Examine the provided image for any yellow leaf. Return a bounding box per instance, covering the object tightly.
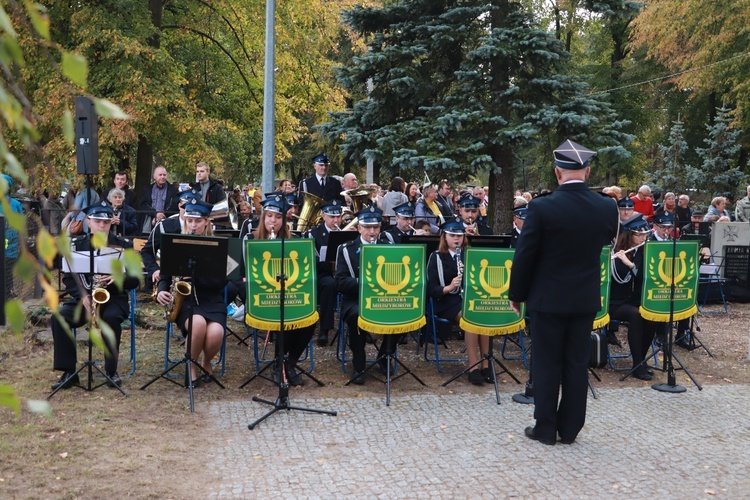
[62,110,74,146]
[37,230,58,268]
[42,279,59,310]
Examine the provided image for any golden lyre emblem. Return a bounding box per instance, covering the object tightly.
[262,250,300,291]
[477,259,512,298]
[375,255,411,295]
[655,250,688,287]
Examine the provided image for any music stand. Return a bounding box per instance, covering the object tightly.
[401,234,440,256]
[327,230,359,262]
[139,234,228,413]
[48,240,128,399]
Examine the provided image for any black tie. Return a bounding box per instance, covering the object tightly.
[321,177,326,188]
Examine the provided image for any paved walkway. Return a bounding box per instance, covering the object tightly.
[207,384,750,498]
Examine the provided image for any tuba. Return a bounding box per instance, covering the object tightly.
[165,277,192,323]
[210,198,239,230]
[341,186,376,231]
[296,191,326,232]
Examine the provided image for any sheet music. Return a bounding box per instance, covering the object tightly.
[62,248,124,274]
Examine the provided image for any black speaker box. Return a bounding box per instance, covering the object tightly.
[75,96,98,175]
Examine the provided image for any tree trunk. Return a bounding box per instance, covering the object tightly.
[489,145,514,234]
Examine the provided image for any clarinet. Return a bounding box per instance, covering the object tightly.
[454,243,463,294]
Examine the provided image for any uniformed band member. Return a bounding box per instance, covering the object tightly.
[51,202,139,390]
[508,206,527,248]
[284,192,300,231]
[335,206,395,384]
[155,198,227,388]
[141,189,198,283]
[650,211,674,241]
[618,197,636,222]
[305,199,344,346]
[509,139,618,446]
[246,194,316,386]
[299,153,344,204]
[381,201,427,243]
[457,195,492,235]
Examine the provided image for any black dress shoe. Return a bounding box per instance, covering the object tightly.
[674,337,692,350]
[351,372,365,385]
[184,371,201,388]
[481,367,494,383]
[271,368,282,385]
[632,365,652,381]
[317,333,329,347]
[51,372,80,390]
[286,366,304,386]
[468,370,484,385]
[524,426,556,446]
[559,436,575,445]
[106,372,122,388]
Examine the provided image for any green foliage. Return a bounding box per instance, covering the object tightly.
[694,105,747,198]
[645,118,693,193]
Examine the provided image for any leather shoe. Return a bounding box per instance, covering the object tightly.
[271,368,282,385]
[106,372,122,388]
[351,372,365,385]
[632,365,652,381]
[317,332,329,347]
[286,366,304,386]
[51,372,79,390]
[481,367,494,383]
[524,426,556,446]
[468,370,484,386]
[674,337,692,350]
[559,437,575,445]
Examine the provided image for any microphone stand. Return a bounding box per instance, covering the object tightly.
[248,205,337,430]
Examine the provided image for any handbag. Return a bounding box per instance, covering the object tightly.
[589,330,608,369]
[67,211,84,235]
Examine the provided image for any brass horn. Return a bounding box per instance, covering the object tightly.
[210,198,239,230]
[296,191,326,232]
[341,186,376,231]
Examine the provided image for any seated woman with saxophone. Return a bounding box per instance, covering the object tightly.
[426,217,488,385]
[51,202,139,390]
[155,198,226,387]
[246,193,315,386]
[610,214,658,381]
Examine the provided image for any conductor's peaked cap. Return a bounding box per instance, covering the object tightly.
[553,140,596,169]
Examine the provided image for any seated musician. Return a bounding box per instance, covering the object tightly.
[155,199,226,388]
[304,199,344,346]
[618,197,636,223]
[335,206,396,384]
[507,206,526,248]
[245,194,315,386]
[610,214,657,381]
[457,194,492,235]
[51,202,139,390]
[141,189,198,284]
[381,201,428,244]
[285,192,300,231]
[650,212,674,241]
[426,217,489,385]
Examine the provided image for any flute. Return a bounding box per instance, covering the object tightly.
[611,241,645,259]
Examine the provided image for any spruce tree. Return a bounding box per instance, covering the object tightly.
[322,0,632,231]
[695,104,746,199]
[646,118,693,194]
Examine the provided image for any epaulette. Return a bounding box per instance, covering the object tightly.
[533,191,552,199]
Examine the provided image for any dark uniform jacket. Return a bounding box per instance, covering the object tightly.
[334,235,391,317]
[141,214,182,278]
[382,226,412,244]
[508,183,618,314]
[305,223,337,277]
[299,175,344,203]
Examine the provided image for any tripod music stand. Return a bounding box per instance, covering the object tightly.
[140,234,228,412]
[619,238,703,392]
[247,200,336,430]
[48,233,128,399]
[442,335,521,404]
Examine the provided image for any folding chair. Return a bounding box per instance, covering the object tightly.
[500,327,530,370]
[605,319,659,371]
[423,297,467,373]
[698,261,728,314]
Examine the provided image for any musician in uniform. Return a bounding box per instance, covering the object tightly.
[335,206,395,384]
[155,198,226,387]
[243,194,316,386]
[618,197,636,222]
[304,200,344,346]
[508,140,618,446]
[426,218,489,384]
[507,206,526,248]
[457,195,493,235]
[610,214,657,380]
[51,202,139,390]
[141,189,198,284]
[650,211,674,241]
[299,153,344,204]
[381,201,427,243]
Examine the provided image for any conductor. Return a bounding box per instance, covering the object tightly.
[508,140,618,446]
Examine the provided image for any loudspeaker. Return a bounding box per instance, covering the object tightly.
[75,96,98,175]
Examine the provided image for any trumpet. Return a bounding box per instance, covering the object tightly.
[269,227,277,240]
[165,277,191,322]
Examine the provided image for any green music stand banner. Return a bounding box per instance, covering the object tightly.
[639,241,699,322]
[359,244,426,334]
[459,248,525,336]
[244,239,319,330]
[594,246,612,330]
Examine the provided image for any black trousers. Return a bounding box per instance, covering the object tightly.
[610,304,657,367]
[51,300,127,374]
[274,324,315,366]
[317,275,337,332]
[529,310,593,443]
[343,305,400,373]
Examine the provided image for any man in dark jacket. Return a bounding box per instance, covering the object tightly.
[138,165,180,234]
[102,170,137,208]
[299,153,344,204]
[192,161,226,205]
[509,140,618,446]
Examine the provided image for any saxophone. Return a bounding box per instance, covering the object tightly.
[165,277,191,322]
